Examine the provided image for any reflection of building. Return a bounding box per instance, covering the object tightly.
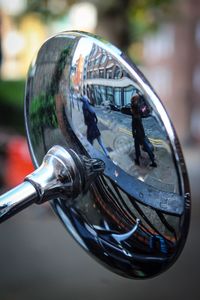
[72,54,84,90]
[86,44,124,80]
[84,43,139,107]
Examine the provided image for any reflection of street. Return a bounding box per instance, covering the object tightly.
[72,100,178,193]
[98,108,178,193]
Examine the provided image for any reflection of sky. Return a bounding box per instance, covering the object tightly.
[72,38,93,66]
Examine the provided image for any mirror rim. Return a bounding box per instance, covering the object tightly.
[24,30,191,279]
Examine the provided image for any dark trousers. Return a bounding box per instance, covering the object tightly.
[134,138,155,163]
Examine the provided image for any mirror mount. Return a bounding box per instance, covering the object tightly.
[0,31,190,279]
[0,145,104,223]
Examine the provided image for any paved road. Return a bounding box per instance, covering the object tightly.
[0,146,199,300]
[72,105,179,193]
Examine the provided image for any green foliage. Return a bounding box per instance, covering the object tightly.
[29,93,58,147]
[0,80,25,132]
[30,93,57,129]
[21,0,175,47]
[128,0,175,41]
[0,80,25,107]
[21,0,69,22]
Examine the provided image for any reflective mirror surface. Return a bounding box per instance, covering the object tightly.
[25,31,190,279]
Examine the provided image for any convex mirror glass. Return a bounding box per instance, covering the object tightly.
[25,31,191,279]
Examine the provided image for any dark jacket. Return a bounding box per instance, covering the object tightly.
[81,96,100,143]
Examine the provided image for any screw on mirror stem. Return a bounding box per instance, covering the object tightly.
[0,145,105,223]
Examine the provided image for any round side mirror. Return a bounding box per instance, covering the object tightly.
[1,31,191,279]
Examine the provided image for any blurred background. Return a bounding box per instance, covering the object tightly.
[0,0,199,299]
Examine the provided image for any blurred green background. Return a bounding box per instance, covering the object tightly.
[0,1,200,300]
[1,0,200,142]
[0,80,24,131]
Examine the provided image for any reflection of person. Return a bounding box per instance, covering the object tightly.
[81,95,109,156]
[131,94,157,167]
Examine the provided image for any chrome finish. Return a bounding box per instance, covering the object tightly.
[0,145,104,222]
[26,145,104,202]
[25,145,83,202]
[25,31,191,279]
[0,181,36,222]
[111,218,141,243]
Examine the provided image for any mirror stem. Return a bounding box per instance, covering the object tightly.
[0,181,37,222]
[0,145,104,223]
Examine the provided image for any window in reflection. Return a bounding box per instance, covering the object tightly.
[114,88,121,106]
[124,86,135,105]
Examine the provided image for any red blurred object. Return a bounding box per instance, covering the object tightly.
[4,136,34,188]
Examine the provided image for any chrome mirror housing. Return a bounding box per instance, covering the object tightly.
[1,31,191,279]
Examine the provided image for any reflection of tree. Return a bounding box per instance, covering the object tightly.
[29,94,57,147]
[29,45,74,148]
